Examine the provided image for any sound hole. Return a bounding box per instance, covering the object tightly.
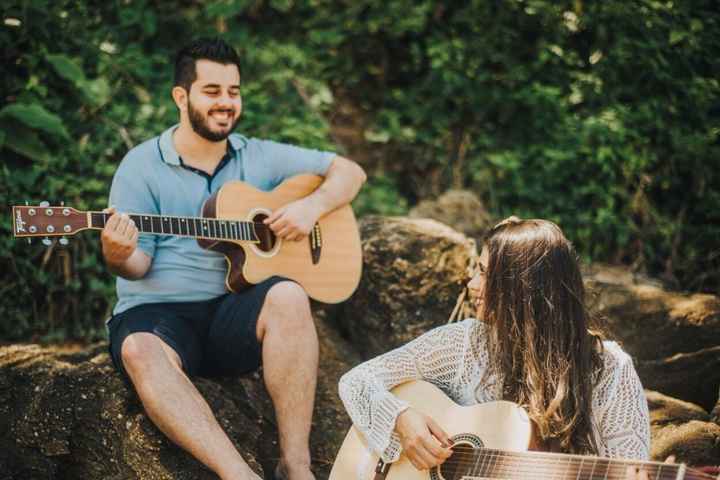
[253,213,276,252]
[440,443,475,480]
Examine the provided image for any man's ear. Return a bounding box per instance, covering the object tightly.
[171,86,188,112]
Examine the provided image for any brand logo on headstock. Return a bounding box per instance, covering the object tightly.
[15,209,26,233]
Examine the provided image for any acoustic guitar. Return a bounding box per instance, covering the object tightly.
[12,174,362,304]
[330,381,717,480]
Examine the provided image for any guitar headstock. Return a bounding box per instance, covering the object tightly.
[12,203,88,240]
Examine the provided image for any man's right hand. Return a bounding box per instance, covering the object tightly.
[395,407,453,471]
[101,206,138,266]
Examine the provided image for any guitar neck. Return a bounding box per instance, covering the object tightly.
[86,211,261,242]
[458,447,712,480]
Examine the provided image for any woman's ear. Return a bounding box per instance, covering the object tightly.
[171,86,188,112]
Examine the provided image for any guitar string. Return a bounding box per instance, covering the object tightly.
[430,446,702,479]
[429,451,711,480]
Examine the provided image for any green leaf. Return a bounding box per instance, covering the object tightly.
[0,121,50,163]
[0,103,70,139]
[86,77,111,106]
[0,130,5,149]
[46,54,87,86]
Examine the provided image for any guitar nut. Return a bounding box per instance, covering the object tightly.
[47,225,55,233]
[62,208,70,216]
[64,225,71,232]
[30,226,37,233]
[46,209,54,216]
[29,208,36,216]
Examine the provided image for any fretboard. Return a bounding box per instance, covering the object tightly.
[446,445,710,480]
[89,212,261,242]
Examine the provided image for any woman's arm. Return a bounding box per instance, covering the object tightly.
[338,320,476,463]
[594,344,651,460]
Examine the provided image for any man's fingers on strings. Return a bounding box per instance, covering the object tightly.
[264,206,286,225]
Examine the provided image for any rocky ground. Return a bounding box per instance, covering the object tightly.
[1,207,719,479]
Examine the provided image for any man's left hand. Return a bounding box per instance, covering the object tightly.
[264,198,322,241]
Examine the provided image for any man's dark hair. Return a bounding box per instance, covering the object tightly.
[174,37,242,92]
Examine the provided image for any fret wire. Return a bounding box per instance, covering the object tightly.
[240,221,246,240]
[171,217,179,235]
[180,218,186,236]
[575,457,583,480]
[234,221,240,240]
[222,221,227,239]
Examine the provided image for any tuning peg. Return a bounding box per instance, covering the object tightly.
[59,237,69,246]
[25,200,29,206]
[60,201,64,206]
[39,201,50,207]
[42,237,52,246]
[26,238,32,245]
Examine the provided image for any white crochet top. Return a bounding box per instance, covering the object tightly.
[339,318,651,463]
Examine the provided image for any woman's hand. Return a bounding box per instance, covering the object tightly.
[395,408,453,471]
[625,455,676,480]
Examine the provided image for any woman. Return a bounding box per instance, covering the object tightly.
[339,217,651,478]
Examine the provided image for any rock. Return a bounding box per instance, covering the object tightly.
[584,264,720,361]
[327,216,477,358]
[409,189,494,240]
[0,312,359,480]
[637,346,720,411]
[647,390,720,466]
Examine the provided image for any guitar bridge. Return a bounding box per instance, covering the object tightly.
[309,223,322,264]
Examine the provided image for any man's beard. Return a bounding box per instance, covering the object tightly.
[187,100,239,142]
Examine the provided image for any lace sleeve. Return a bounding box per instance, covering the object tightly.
[338,321,472,463]
[594,343,651,460]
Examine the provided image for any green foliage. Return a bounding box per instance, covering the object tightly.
[1,0,718,342]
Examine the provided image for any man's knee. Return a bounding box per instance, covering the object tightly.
[121,332,181,377]
[264,281,310,312]
[258,281,313,336]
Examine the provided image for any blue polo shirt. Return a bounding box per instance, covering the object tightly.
[109,125,335,315]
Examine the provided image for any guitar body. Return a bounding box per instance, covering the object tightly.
[329,381,533,480]
[199,174,362,304]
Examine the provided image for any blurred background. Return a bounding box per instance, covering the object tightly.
[1,0,718,342]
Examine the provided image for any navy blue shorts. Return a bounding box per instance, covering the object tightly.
[107,276,289,379]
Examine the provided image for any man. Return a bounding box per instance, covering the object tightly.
[102,38,366,480]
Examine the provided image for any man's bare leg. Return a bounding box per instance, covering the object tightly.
[256,282,319,480]
[122,332,261,480]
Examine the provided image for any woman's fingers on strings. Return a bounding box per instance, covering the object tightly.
[625,465,649,480]
[426,416,452,450]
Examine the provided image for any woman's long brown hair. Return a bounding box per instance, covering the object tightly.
[480,217,604,454]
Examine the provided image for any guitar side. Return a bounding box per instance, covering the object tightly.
[205,175,363,304]
[329,381,532,480]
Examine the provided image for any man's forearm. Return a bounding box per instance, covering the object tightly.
[106,249,152,280]
[307,156,366,216]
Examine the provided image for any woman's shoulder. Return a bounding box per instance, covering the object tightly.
[597,340,637,382]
